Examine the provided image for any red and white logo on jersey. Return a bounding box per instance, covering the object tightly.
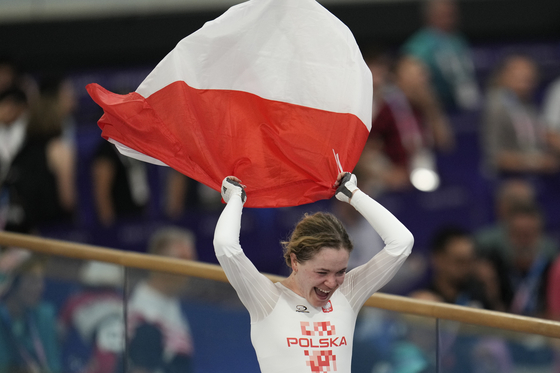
[294,321,341,372]
[322,300,333,313]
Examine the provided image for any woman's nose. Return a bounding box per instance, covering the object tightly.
[324,275,337,288]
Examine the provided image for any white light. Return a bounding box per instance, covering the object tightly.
[410,168,440,192]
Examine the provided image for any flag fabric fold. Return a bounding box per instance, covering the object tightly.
[87,0,372,208]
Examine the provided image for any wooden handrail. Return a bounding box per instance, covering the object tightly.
[1,231,560,339]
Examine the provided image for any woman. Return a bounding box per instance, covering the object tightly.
[214,172,414,372]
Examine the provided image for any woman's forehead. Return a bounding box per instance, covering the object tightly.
[306,247,349,267]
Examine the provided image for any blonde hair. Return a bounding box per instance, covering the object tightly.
[281,212,353,268]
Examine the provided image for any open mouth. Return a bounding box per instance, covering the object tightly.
[315,287,330,300]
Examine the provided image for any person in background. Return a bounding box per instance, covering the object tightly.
[126,227,197,373]
[474,178,558,266]
[0,57,37,103]
[358,55,453,195]
[362,48,392,118]
[410,226,491,309]
[481,54,559,176]
[408,227,514,373]
[547,255,560,321]
[540,74,560,153]
[478,202,554,317]
[91,140,150,226]
[0,87,28,183]
[0,254,62,373]
[0,57,18,94]
[3,75,77,233]
[164,169,221,220]
[402,0,480,112]
[58,261,125,373]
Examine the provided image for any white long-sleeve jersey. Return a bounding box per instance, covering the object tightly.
[214,190,413,373]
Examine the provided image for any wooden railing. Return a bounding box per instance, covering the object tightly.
[1,231,559,339]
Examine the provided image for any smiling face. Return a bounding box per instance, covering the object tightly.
[289,247,349,308]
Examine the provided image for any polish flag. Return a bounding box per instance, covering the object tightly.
[87,0,372,208]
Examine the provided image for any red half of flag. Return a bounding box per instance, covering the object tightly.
[87,81,369,208]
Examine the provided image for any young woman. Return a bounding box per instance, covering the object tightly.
[214,172,414,373]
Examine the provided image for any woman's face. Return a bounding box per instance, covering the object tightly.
[291,247,349,308]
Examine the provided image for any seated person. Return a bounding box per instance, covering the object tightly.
[126,227,197,373]
[475,178,557,267]
[478,202,554,317]
[410,226,491,309]
[358,55,453,195]
[58,261,124,373]
[481,54,559,176]
[0,254,61,373]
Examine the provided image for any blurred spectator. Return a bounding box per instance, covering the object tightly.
[91,140,150,226]
[408,227,515,373]
[481,54,559,176]
[0,254,62,373]
[477,202,554,317]
[362,47,392,117]
[410,226,491,309]
[165,169,221,219]
[471,337,514,373]
[0,87,28,182]
[475,178,557,253]
[402,0,480,112]
[357,55,453,195]
[126,227,197,373]
[541,75,560,130]
[0,57,17,94]
[475,178,558,265]
[548,256,560,321]
[58,261,124,373]
[541,75,560,153]
[0,57,37,102]
[475,179,557,262]
[3,75,77,233]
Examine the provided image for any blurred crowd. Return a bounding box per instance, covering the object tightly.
[356,0,560,323]
[1,0,560,371]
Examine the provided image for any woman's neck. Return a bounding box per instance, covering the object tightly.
[281,273,300,296]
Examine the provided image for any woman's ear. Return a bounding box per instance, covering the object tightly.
[290,253,298,272]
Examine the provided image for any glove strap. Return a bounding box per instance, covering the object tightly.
[336,173,354,199]
[223,178,247,203]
